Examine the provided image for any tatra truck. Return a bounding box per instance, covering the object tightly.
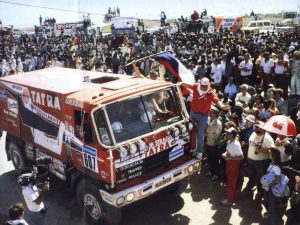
[0,67,200,225]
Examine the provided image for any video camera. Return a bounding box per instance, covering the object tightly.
[18,157,52,188]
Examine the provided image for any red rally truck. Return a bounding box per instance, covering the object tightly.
[0,67,200,225]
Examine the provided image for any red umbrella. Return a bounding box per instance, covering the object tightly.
[263,115,297,137]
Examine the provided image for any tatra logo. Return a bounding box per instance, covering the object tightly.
[30,91,61,110]
[145,135,174,157]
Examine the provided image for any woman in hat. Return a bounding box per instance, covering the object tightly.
[221,127,244,206]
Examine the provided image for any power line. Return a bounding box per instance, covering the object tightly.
[0,0,105,16]
[0,0,164,23]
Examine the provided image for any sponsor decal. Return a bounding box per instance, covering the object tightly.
[101,170,108,178]
[22,88,30,104]
[169,146,184,161]
[145,135,174,157]
[65,98,83,108]
[82,145,98,173]
[0,90,7,101]
[30,90,61,110]
[5,117,17,127]
[32,104,60,126]
[7,98,18,114]
[3,109,18,119]
[11,84,22,91]
[116,159,143,184]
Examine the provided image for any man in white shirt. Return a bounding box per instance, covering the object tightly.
[211,58,222,88]
[260,52,275,93]
[21,179,49,225]
[239,53,253,85]
[246,121,274,195]
[235,84,251,106]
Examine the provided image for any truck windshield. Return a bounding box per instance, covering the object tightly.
[94,88,183,145]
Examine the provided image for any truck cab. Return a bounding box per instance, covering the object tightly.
[0,67,200,225]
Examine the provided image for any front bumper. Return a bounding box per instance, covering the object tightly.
[100,159,201,207]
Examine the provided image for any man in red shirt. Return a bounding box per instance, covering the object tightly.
[182,77,229,159]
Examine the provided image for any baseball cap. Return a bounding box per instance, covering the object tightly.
[246,115,255,123]
[225,127,237,135]
[211,105,219,114]
[200,77,210,86]
[235,101,243,108]
[255,120,265,129]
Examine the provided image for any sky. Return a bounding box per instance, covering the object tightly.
[0,0,299,29]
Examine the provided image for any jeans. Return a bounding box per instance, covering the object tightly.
[267,189,279,225]
[247,158,270,193]
[27,210,45,225]
[190,110,208,154]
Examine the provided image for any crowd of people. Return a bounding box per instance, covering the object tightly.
[1,12,300,225]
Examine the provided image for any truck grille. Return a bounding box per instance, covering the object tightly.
[115,145,188,185]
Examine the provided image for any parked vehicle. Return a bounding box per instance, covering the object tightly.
[242,20,274,33]
[0,67,200,225]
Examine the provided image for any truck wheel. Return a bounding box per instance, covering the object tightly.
[165,178,189,197]
[9,143,28,175]
[76,179,122,225]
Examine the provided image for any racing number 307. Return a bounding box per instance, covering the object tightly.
[83,153,96,171]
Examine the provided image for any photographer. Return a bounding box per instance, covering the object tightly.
[20,173,49,225]
[246,121,274,196]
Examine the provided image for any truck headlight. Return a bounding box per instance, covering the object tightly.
[126,192,136,202]
[180,125,187,134]
[129,143,138,155]
[194,161,201,170]
[138,140,147,153]
[116,196,125,206]
[171,127,180,138]
[187,165,194,174]
[188,122,194,131]
[119,147,128,159]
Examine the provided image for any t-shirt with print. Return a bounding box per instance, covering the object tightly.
[226,139,243,157]
[248,132,275,160]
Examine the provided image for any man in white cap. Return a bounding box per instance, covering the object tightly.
[182,77,229,159]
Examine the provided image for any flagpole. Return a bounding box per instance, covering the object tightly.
[125,51,170,67]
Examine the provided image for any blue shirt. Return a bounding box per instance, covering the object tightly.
[224,83,238,98]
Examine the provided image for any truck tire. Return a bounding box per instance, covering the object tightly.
[76,179,122,225]
[9,142,28,175]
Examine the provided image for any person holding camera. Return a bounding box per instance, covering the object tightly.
[22,180,49,225]
[246,121,274,196]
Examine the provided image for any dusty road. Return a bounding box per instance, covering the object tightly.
[0,132,286,225]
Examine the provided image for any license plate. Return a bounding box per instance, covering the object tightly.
[155,177,172,188]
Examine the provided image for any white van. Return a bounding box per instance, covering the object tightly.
[242,20,274,33]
